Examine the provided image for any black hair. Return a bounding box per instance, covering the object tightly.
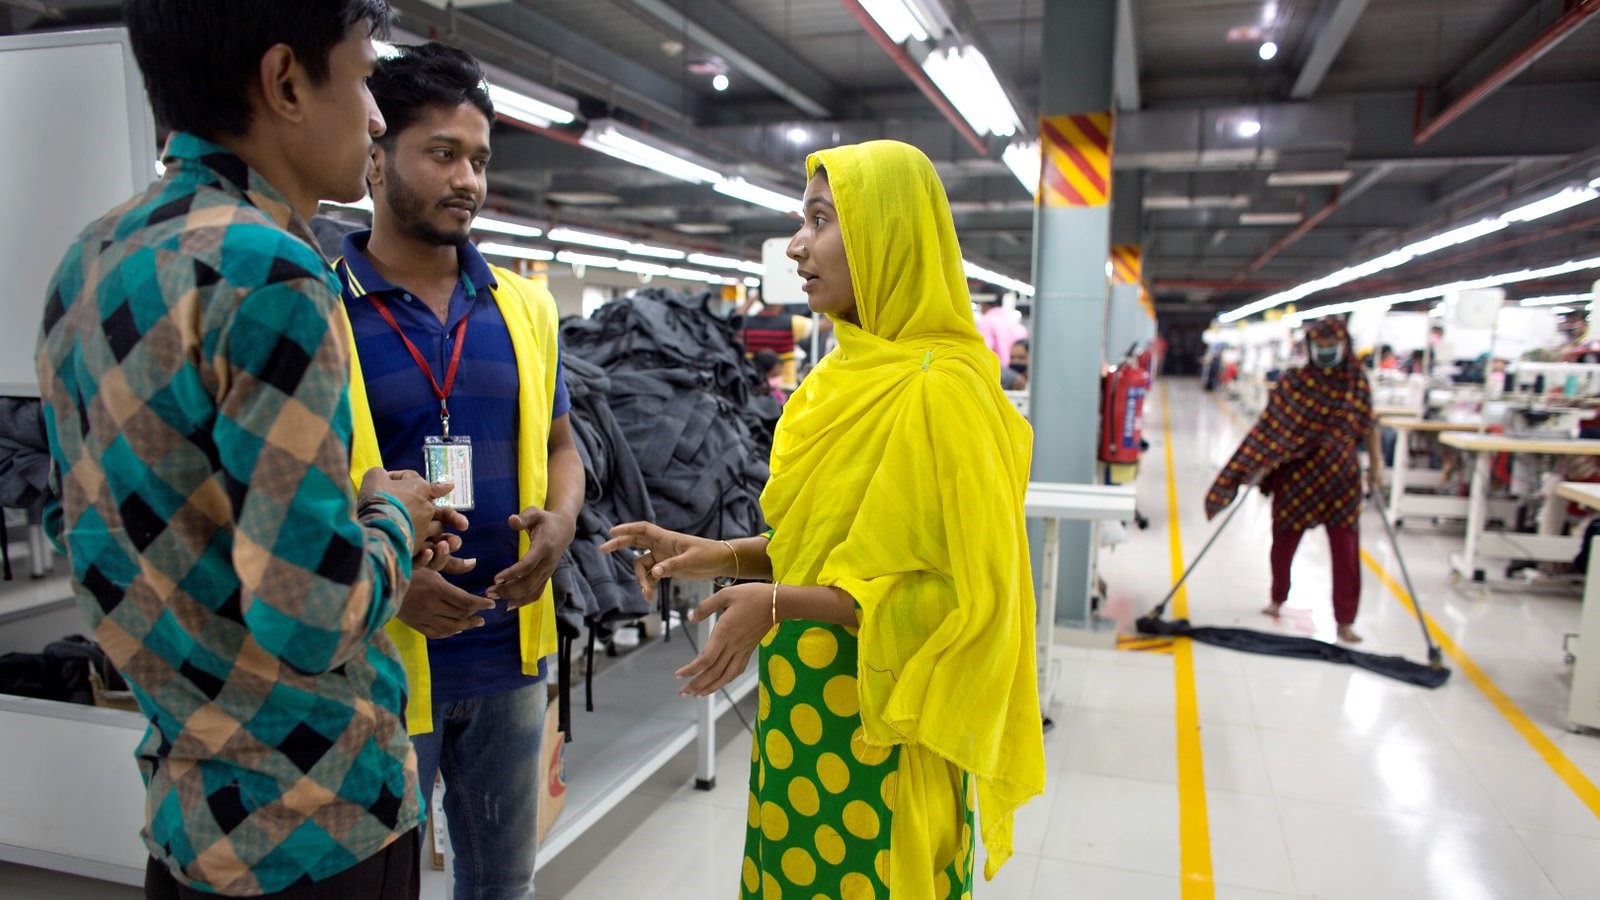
[368,41,495,146]
[124,0,392,138]
[753,350,783,372]
[1013,339,1030,351]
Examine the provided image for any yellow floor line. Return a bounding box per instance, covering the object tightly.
[1207,387,1600,819]
[1360,551,1600,818]
[1161,381,1216,898]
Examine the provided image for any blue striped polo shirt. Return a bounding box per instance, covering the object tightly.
[338,231,568,701]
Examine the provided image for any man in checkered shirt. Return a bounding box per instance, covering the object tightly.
[35,2,468,897]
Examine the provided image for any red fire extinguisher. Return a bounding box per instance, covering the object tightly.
[1099,354,1150,464]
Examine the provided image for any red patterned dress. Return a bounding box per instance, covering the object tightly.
[1205,317,1374,623]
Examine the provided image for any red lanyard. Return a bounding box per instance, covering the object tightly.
[367,296,470,435]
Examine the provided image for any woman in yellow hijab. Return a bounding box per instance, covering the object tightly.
[603,140,1044,898]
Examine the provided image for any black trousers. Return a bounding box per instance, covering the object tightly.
[144,828,419,900]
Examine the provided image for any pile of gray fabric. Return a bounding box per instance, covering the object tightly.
[0,399,50,511]
[561,288,779,539]
[0,399,52,581]
[550,355,655,637]
[549,290,779,737]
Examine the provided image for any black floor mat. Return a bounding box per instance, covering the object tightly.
[1136,616,1451,688]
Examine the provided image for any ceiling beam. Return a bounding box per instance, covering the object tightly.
[1289,0,1371,100]
[612,0,834,118]
[1113,0,1141,111]
[1416,0,1600,144]
[835,0,988,154]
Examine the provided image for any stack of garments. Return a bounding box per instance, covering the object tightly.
[552,354,655,636]
[549,289,781,736]
[561,288,780,539]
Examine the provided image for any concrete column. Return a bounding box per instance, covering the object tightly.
[1028,0,1118,632]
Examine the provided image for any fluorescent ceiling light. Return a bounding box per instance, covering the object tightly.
[1396,217,1507,257]
[1237,119,1262,138]
[1266,170,1353,187]
[715,177,804,215]
[687,252,765,275]
[1520,293,1593,307]
[1003,141,1040,194]
[555,251,621,269]
[1142,195,1251,210]
[1258,41,1278,60]
[744,277,761,286]
[668,267,725,283]
[1592,176,1600,189]
[859,0,928,43]
[964,260,1034,298]
[473,216,542,239]
[548,227,632,251]
[1286,255,1600,325]
[479,242,554,262]
[628,243,687,260]
[921,45,1021,138]
[580,119,724,185]
[712,73,730,92]
[487,84,577,129]
[1550,306,1576,314]
[1221,215,1508,323]
[1239,212,1302,225]
[1501,185,1600,223]
[619,260,672,276]
[788,127,809,144]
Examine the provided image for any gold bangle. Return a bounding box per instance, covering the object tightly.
[771,581,780,627]
[721,540,739,581]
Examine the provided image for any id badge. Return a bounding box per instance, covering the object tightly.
[424,435,475,510]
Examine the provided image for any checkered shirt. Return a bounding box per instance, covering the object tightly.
[35,133,424,895]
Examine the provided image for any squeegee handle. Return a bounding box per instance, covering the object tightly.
[1153,483,1254,616]
[1368,487,1442,657]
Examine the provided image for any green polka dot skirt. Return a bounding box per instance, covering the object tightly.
[740,621,975,899]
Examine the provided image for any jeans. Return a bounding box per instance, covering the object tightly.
[413,682,545,900]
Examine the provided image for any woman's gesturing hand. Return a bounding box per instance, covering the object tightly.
[600,522,733,601]
[674,583,774,697]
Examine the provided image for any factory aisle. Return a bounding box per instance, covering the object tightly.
[535,376,1600,900]
[7,377,1600,899]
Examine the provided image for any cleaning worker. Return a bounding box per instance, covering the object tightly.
[1205,316,1384,644]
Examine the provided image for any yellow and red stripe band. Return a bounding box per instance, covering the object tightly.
[1111,244,1143,284]
[1041,111,1113,208]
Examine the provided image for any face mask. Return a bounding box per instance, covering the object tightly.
[1009,363,1028,375]
[1311,343,1345,368]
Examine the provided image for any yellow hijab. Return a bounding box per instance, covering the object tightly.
[761,141,1045,881]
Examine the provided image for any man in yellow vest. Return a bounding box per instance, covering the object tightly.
[334,42,582,899]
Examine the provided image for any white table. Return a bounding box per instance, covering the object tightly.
[1380,417,1518,527]
[1026,482,1137,722]
[1439,433,1600,582]
[1555,482,1600,731]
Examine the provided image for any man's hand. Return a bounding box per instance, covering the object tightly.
[359,468,470,555]
[396,569,495,639]
[488,506,577,610]
[1368,466,1386,500]
[415,532,477,576]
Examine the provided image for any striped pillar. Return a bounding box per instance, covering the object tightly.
[1028,0,1118,634]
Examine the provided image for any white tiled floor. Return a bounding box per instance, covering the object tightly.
[7,377,1600,898]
